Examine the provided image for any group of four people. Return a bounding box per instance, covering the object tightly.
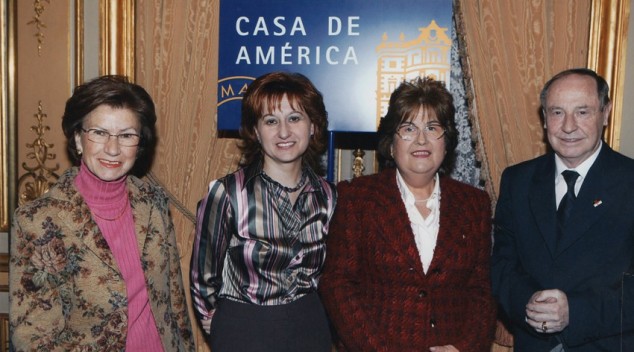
[9,68,634,351]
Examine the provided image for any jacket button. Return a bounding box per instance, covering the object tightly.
[430,318,437,328]
[418,290,427,298]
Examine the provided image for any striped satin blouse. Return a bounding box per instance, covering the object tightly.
[190,161,337,321]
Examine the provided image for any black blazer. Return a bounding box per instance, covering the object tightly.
[492,145,634,351]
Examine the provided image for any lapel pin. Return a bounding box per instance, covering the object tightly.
[593,199,602,207]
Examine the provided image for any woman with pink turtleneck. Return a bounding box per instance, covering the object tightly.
[9,75,194,352]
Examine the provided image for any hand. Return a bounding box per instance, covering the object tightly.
[199,309,217,335]
[200,316,212,335]
[429,345,459,352]
[525,289,569,333]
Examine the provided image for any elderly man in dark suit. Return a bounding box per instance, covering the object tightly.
[492,68,634,351]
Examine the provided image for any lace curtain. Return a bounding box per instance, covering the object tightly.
[450,14,481,188]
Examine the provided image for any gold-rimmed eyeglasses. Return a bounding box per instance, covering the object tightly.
[396,122,445,141]
[81,128,141,147]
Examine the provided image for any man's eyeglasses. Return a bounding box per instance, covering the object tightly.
[81,128,141,147]
[396,122,445,141]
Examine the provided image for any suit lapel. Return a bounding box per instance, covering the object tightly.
[528,155,558,256]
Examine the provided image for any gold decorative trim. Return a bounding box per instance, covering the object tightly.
[0,313,8,351]
[100,0,135,79]
[17,101,59,206]
[0,253,8,292]
[352,149,366,178]
[26,0,50,56]
[75,0,84,86]
[1,0,16,232]
[588,0,631,151]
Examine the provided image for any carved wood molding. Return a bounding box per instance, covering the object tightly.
[26,0,50,56]
[17,101,59,206]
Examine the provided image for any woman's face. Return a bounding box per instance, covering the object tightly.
[391,108,446,181]
[255,95,314,171]
[74,105,141,181]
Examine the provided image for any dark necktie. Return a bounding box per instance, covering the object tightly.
[557,170,580,228]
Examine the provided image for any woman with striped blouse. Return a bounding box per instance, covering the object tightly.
[190,71,337,352]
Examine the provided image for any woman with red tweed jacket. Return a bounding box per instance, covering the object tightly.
[319,77,496,352]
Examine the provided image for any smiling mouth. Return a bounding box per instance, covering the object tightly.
[277,142,295,148]
[99,159,122,167]
[412,150,431,156]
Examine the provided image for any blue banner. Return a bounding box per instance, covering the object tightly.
[217,0,453,132]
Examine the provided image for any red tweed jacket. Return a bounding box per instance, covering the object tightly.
[319,168,496,352]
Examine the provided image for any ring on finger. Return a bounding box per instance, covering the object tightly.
[541,321,548,333]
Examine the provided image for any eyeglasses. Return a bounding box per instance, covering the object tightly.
[396,122,445,141]
[81,128,141,147]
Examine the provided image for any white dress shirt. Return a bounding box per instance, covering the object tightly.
[396,170,441,274]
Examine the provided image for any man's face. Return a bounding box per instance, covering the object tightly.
[543,74,610,168]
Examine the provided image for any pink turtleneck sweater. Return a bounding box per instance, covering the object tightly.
[74,163,164,352]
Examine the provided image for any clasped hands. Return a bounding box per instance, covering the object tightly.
[525,289,569,334]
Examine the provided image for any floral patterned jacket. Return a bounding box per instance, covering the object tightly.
[10,167,194,352]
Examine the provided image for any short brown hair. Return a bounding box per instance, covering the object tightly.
[61,75,157,172]
[239,72,329,175]
[377,76,457,173]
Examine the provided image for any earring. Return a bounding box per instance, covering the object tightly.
[77,149,82,155]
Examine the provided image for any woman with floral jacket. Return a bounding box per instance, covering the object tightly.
[9,75,194,351]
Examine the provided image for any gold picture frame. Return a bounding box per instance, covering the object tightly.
[588,0,631,151]
[100,0,135,80]
[1,0,16,232]
[75,0,135,85]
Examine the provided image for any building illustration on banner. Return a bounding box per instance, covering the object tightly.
[375,20,451,125]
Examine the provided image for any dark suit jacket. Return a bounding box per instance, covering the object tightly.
[492,145,634,351]
[319,168,496,352]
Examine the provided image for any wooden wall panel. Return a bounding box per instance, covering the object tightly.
[136,1,240,350]
[16,1,72,204]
